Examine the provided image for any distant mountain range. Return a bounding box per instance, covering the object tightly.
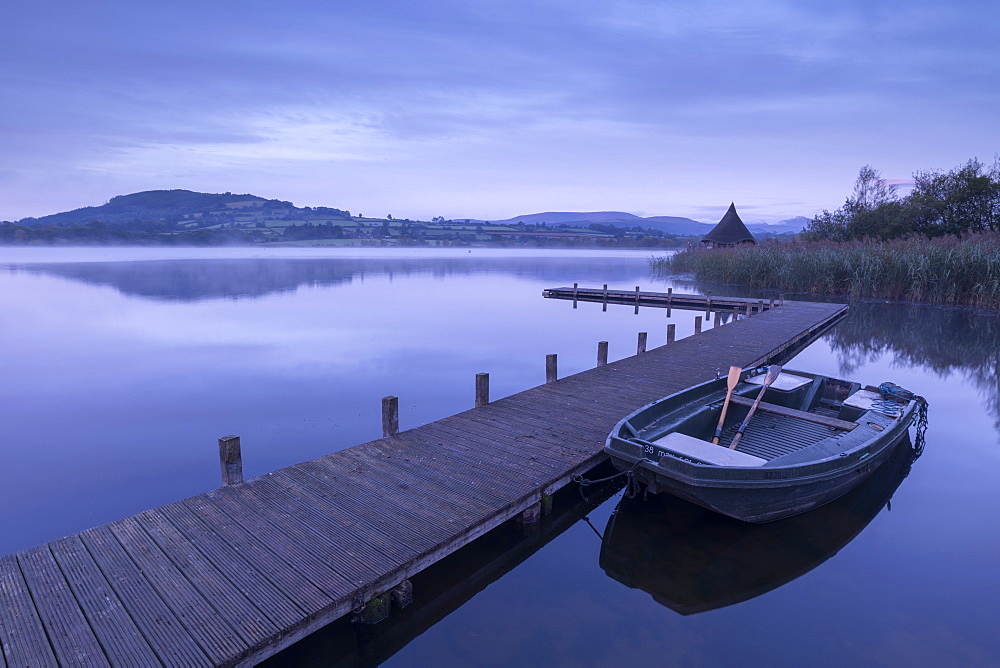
[492,211,809,236]
[8,190,809,237]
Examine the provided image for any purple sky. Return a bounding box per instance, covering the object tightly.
[3,1,998,224]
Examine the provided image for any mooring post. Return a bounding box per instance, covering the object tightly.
[597,341,609,367]
[666,323,676,344]
[746,302,752,317]
[519,501,542,524]
[694,316,702,334]
[780,293,785,306]
[706,290,712,317]
[758,300,764,314]
[769,297,775,311]
[634,286,640,314]
[602,284,608,312]
[637,332,647,354]
[358,593,391,624]
[382,396,399,437]
[666,287,673,317]
[714,311,722,327]
[572,282,578,308]
[541,493,553,516]
[545,354,558,383]
[218,435,243,486]
[391,580,413,610]
[475,373,489,407]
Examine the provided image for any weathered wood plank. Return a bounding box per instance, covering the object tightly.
[155,503,308,629]
[132,509,280,646]
[728,395,858,431]
[49,535,161,667]
[331,446,500,521]
[394,430,544,499]
[0,554,59,667]
[79,526,212,666]
[276,464,457,548]
[255,472,428,563]
[202,486,378,592]
[175,498,337,611]
[107,517,248,664]
[17,546,109,667]
[336,437,515,508]
[419,420,571,475]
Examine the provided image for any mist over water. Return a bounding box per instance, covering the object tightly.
[2,247,996,666]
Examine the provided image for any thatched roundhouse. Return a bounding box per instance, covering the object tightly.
[702,203,756,248]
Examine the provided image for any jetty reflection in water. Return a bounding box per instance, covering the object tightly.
[599,435,920,616]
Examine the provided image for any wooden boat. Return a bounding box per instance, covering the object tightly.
[605,367,923,523]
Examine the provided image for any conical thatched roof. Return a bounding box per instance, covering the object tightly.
[703,203,756,245]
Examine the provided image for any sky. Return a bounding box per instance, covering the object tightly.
[2,0,998,224]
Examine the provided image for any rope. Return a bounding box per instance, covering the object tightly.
[878,382,929,461]
[581,516,604,540]
[573,461,642,502]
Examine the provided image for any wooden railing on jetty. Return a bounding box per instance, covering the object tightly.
[0,290,847,667]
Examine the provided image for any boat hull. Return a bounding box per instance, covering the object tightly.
[605,369,919,523]
[610,424,908,522]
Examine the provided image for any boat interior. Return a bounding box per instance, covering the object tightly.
[624,370,906,466]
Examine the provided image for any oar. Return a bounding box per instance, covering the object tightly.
[712,366,742,445]
[730,365,782,450]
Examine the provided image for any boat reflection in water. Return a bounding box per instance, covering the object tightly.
[599,435,920,615]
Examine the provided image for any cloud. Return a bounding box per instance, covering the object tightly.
[2,0,999,222]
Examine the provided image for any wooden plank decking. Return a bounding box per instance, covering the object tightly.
[0,294,847,667]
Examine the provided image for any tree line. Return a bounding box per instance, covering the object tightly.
[803,158,1000,241]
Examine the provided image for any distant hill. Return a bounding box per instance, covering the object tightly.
[642,216,714,235]
[492,211,708,235]
[489,211,807,237]
[491,211,644,225]
[772,216,810,232]
[15,189,352,229]
[20,190,282,227]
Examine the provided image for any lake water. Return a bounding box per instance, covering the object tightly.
[1,247,997,666]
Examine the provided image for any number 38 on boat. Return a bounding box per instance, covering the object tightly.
[605,365,927,523]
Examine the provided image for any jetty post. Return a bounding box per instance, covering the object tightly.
[475,373,489,407]
[382,396,399,437]
[218,435,243,486]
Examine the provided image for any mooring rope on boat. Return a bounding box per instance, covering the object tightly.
[574,461,643,502]
[878,381,930,461]
[581,516,605,540]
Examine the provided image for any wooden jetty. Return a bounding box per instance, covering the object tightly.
[0,291,847,667]
[543,284,784,315]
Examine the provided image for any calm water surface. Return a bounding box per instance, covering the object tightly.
[1,247,997,666]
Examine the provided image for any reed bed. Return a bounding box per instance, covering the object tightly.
[652,233,1000,309]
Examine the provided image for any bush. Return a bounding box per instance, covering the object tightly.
[653,233,1000,309]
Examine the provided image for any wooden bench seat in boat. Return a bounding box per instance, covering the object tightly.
[728,395,858,431]
[650,432,767,467]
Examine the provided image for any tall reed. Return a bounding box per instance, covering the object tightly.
[652,233,1000,309]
